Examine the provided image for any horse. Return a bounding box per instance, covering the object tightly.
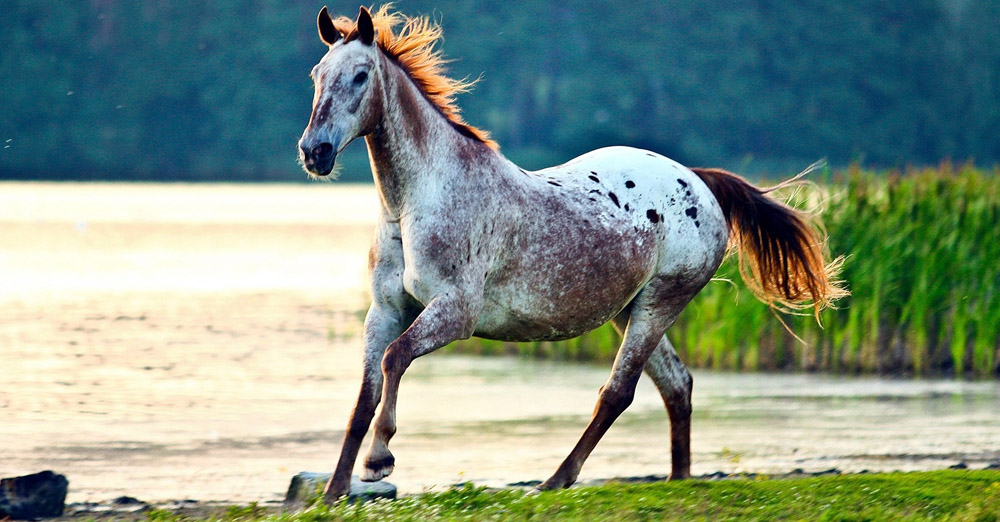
[297,5,847,501]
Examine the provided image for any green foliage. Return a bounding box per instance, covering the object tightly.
[453,165,1000,377]
[2,1,1000,180]
[157,471,1000,521]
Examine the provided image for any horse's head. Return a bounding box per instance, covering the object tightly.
[299,6,380,177]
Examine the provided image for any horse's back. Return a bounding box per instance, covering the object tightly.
[553,146,728,276]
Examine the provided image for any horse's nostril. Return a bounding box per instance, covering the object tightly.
[312,143,334,158]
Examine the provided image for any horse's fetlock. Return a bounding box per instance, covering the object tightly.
[376,420,396,439]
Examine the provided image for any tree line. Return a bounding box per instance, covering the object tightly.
[1,0,997,182]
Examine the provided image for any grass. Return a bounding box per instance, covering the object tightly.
[144,471,1000,522]
[446,164,1000,378]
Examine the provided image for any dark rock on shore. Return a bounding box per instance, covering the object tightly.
[0,471,69,519]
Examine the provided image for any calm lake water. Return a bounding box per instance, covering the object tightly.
[2,182,998,503]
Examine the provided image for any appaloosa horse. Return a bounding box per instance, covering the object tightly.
[297,6,846,501]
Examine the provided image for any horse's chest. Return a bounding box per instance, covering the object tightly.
[397,225,483,305]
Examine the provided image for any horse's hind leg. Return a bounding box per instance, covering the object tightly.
[611,315,693,481]
[538,298,687,490]
[643,336,693,480]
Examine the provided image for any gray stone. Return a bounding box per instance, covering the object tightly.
[284,472,396,506]
[0,471,69,519]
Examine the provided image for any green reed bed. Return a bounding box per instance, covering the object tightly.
[447,165,1000,377]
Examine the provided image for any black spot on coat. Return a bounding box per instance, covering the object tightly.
[625,180,635,189]
[646,209,660,223]
[608,192,620,208]
[685,207,698,219]
[677,179,688,188]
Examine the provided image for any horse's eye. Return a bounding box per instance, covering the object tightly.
[353,71,369,85]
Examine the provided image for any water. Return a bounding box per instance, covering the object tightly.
[2,182,998,503]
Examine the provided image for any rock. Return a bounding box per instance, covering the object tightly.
[0,471,69,519]
[110,496,149,513]
[506,480,542,488]
[608,475,669,484]
[284,473,396,506]
[949,462,969,470]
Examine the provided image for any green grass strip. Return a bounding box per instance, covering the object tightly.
[156,471,1000,522]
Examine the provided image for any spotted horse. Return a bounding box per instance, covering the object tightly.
[297,5,848,502]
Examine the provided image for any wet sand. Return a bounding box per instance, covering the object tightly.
[2,183,998,504]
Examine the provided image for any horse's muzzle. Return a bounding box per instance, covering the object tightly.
[300,141,336,176]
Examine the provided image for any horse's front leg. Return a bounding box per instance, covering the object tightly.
[324,303,411,501]
[361,294,479,482]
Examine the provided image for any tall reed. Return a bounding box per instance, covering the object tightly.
[448,165,1000,377]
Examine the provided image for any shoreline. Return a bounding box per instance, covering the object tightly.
[54,465,1000,520]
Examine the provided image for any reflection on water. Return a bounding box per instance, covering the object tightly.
[1,183,999,503]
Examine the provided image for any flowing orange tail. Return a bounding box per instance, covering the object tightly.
[692,167,848,320]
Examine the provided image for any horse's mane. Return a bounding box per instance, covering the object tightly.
[333,5,498,150]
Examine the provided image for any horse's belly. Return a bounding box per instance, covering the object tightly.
[474,230,657,342]
[473,298,623,342]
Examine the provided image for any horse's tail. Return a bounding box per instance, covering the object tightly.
[691,166,848,320]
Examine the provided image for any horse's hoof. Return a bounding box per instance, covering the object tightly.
[322,490,348,505]
[322,482,350,504]
[536,476,571,491]
[361,453,395,482]
[360,464,394,482]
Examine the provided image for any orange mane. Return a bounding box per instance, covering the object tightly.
[333,5,498,149]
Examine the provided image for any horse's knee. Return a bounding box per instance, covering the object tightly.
[381,339,413,375]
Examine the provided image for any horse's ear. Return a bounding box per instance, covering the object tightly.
[357,6,375,46]
[317,6,340,46]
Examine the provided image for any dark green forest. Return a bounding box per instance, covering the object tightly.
[1,0,998,182]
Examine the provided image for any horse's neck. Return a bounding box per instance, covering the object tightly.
[365,60,506,218]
